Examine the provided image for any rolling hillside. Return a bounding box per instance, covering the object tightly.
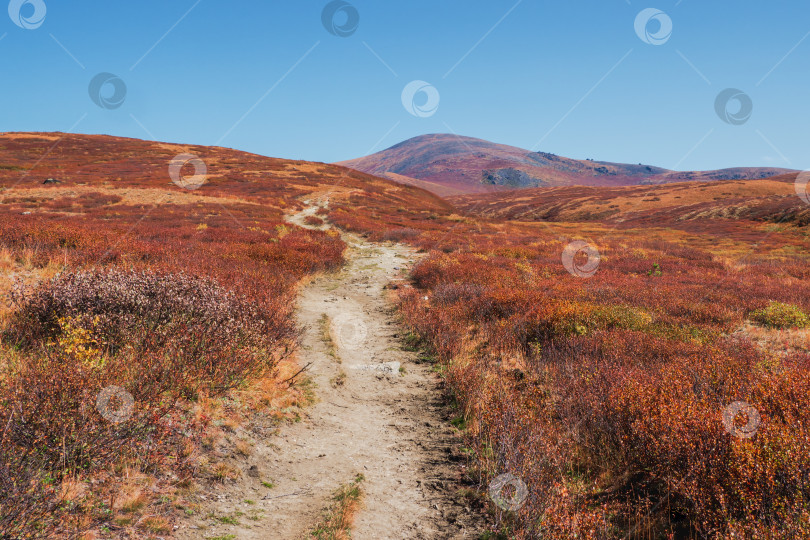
[449,174,810,228]
[0,132,450,219]
[339,134,794,195]
[2,132,810,539]
[0,132,455,539]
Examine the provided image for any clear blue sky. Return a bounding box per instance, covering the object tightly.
[2,1,808,171]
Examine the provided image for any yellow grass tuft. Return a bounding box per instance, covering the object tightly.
[309,474,365,539]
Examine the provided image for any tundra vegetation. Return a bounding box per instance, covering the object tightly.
[1,134,809,538]
[331,179,810,539]
[0,133,442,538]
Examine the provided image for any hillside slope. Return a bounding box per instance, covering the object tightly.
[339,134,793,195]
[2,132,810,539]
[0,132,451,215]
[449,174,810,228]
[0,132,455,538]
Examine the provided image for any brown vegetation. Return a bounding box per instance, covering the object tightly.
[0,132,445,538]
[2,132,809,538]
[329,176,810,538]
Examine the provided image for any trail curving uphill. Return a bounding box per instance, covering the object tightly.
[180,201,484,539]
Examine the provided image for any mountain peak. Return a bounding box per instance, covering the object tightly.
[338,135,794,195]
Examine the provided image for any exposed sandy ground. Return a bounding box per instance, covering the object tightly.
[177,202,485,539]
[0,185,256,207]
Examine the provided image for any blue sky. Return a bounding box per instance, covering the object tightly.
[2,1,808,170]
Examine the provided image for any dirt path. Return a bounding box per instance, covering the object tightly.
[178,201,484,539]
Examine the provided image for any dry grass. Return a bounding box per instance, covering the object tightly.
[309,474,365,539]
[737,322,810,355]
[136,515,171,533]
[2,185,255,209]
[319,313,340,362]
[0,246,62,322]
[210,462,240,483]
[57,476,88,507]
[235,439,253,457]
[330,371,347,388]
[2,132,62,141]
[234,354,318,417]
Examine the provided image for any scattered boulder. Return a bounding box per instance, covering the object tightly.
[42,178,60,185]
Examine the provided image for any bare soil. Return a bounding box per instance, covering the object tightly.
[176,202,486,539]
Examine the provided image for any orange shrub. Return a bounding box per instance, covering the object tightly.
[385,215,810,537]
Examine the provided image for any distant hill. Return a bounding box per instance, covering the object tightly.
[0,131,451,215]
[338,134,794,195]
[449,174,810,228]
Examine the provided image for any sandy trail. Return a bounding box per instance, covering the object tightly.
[178,202,484,539]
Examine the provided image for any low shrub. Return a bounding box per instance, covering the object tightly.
[750,301,809,329]
[382,228,420,242]
[396,244,810,538]
[0,269,297,537]
[8,269,295,393]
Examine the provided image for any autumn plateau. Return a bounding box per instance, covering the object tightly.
[1,131,809,539]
